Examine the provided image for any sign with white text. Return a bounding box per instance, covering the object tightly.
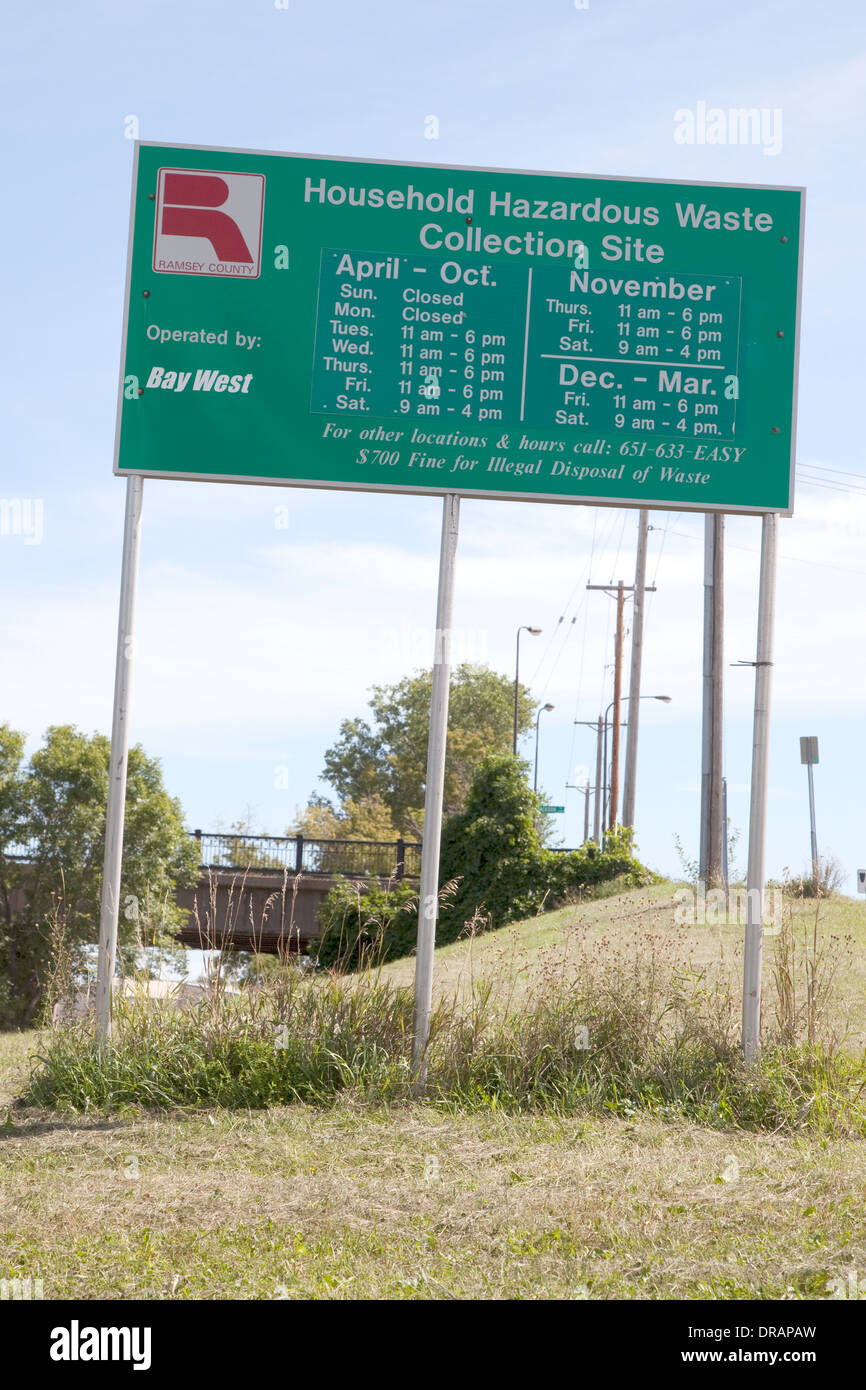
[115,144,804,514]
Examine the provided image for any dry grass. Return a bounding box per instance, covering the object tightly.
[380,882,866,1049]
[1,1077,864,1299]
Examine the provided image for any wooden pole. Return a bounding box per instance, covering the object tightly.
[622,509,649,831]
[609,580,625,829]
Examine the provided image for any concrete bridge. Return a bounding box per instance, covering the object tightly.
[175,832,421,955]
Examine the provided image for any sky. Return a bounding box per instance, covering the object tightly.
[1,0,865,892]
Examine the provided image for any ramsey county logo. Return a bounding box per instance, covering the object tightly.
[152,167,264,278]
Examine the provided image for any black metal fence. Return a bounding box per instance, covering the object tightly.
[191,831,422,879]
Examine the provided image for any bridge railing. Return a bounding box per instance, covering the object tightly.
[191,831,422,879]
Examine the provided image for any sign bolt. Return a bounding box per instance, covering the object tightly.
[772,427,780,433]
[142,290,150,298]
[776,330,784,338]
[780,235,788,243]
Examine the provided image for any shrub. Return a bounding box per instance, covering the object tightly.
[438,755,651,936]
[311,877,418,971]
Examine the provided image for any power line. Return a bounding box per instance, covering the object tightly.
[797,461,866,483]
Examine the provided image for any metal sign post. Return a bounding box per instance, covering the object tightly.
[742,513,778,1066]
[95,475,144,1039]
[799,736,820,886]
[412,493,460,1083]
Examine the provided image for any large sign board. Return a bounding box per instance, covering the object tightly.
[115,144,804,514]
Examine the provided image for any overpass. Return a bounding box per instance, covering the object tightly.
[175,831,422,955]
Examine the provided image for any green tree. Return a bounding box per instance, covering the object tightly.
[438,751,546,931]
[0,724,199,1028]
[322,664,535,835]
[289,792,400,842]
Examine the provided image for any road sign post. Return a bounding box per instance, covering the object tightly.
[412,493,460,1083]
[95,475,143,1040]
[742,513,778,1066]
[799,736,820,887]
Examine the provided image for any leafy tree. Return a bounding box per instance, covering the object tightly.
[0,724,198,1028]
[289,792,400,842]
[438,752,547,930]
[322,664,535,836]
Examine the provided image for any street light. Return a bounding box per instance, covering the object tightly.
[513,625,542,754]
[533,703,555,791]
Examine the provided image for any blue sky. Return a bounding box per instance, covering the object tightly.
[2,0,865,890]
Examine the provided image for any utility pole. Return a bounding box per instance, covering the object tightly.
[700,514,725,886]
[622,509,649,832]
[588,570,656,832]
[610,580,625,828]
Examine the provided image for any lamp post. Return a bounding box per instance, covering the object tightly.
[606,694,671,831]
[533,703,555,792]
[513,626,542,754]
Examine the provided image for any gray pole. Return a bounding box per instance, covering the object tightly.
[593,716,603,845]
[512,629,521,756]
[699,515,714,880]
[742,513,778,1066]
[806,762,819,887]
[722,776,729,898]
[584,785,590,844]
[95,475,144,1040]
[622,509,648,832]
[709,514,725,884]
[602,715,609,834]
[412,493,460,1082]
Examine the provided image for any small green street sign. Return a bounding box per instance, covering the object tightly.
[540,805,565,814]
[116,144,804,515]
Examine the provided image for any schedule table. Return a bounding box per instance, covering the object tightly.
[310,248,742,441]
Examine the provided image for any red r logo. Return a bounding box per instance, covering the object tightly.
[160,173,253,263]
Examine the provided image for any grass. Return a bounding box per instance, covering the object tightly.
[1,1069,865,1299]
[1,880,865,1299]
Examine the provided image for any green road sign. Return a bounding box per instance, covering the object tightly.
[115,144,804,515]
[540,805,565,814]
